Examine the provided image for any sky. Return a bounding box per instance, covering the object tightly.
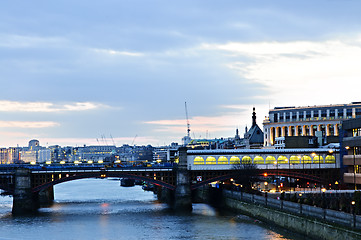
[1,0,361,147]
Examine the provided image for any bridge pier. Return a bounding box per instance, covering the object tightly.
[38,186,54,207]
[12,168,39,215]
[174,147,192,212]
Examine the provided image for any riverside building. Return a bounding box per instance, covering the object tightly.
[263,102,361,147]
[342,117,361,189]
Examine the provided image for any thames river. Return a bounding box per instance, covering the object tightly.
[0,179,301,240]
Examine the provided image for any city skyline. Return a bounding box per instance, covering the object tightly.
[1,1,361,147]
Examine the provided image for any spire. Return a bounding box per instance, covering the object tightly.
[252,107,256,126]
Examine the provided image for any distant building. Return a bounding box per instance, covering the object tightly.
[19,139,50,163]
[75,145,116,162]
[236,108,264,149]
[0,147,20,164]
[263,102,361,147]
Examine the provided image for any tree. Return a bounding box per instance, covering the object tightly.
[232,159,259,192]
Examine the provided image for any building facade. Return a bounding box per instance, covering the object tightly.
[342,117,361,189]
[263,102,361,147]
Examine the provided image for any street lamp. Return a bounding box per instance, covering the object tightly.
[352,200,356,227]
[335,181,339,193]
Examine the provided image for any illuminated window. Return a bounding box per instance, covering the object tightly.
[290,155,300,164]
[277,155,288,164]
[312,155,324,164]
[230,156,240,164]
[253,156,264,164]
[218,156,228,164]
[301,155,312,163]
[241,156,252,164]
[194,156,205,165]
[325,155,336,163]
[206,156,217,165]
[265,156,276,164]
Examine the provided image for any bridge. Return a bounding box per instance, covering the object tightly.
[0,147,340,215]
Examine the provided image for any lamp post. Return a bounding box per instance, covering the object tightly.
[352,200,356,228]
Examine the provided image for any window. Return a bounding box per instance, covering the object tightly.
[353,128,361,137]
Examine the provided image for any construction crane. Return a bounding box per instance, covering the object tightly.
[185,102,191,138]
[132,134,137,146]
[110,134,116,146]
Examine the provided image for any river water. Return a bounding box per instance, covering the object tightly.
[0,179,301,240]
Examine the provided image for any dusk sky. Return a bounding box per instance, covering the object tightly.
[1,1,361,147]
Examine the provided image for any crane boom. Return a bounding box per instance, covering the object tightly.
[185,102,190,137]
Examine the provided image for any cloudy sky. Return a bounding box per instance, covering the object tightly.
[1,1,361,147]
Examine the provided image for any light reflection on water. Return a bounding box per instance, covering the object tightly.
[0,179,299,240]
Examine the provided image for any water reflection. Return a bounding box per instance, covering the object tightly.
[0,179,299,240]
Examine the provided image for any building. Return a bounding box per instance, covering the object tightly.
[263,102,361,147]
[0,147,20,164]
[235,108,264,149]
[75,145,116,162]
[274,136,318,149]
[19,139,51,164]
[341,117,361,189]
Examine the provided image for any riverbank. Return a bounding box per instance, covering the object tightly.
[222,189,361,240]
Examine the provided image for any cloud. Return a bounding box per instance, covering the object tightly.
[145,112,244,138]
[93,48,144,57]
[201,37,361,106]
[0,121,59,128]
[41,136,159,147]
[0,101,108,112]
[0,34,67,48]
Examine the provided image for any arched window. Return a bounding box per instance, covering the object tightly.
[194,156,204,165]
[241,156,252,164]
[277,155,288,164]
[253,156,264,164]
[313,155,324,164]
[206,156,217,164]
[230,156,240,164]
[218,156,229,164]
[301,155,312,164]
[325,155,336,163]
[290,155,300,164]
[265,156,276,164]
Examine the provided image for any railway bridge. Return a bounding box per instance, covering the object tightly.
[0,147,340,214]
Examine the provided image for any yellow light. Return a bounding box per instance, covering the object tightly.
[352,201,356,205]
[335,181,339,185]
[273,161,277,164]
[114,160,121,163]
[264,182,268,186]
[98,160,104,164]
[46,161,51,165]
[156,159,161,163]
[230,178,234,182]
[345,146,350,150]
[88,160,93,164]
[329,149,334,154]
[74,160,80,164]
[321,188,326,193]
[30,161,36,165]
[60,160,65,164]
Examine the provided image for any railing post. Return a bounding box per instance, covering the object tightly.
[265,192,268,207]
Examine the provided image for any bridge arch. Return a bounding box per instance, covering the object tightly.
[33,172,175,193]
